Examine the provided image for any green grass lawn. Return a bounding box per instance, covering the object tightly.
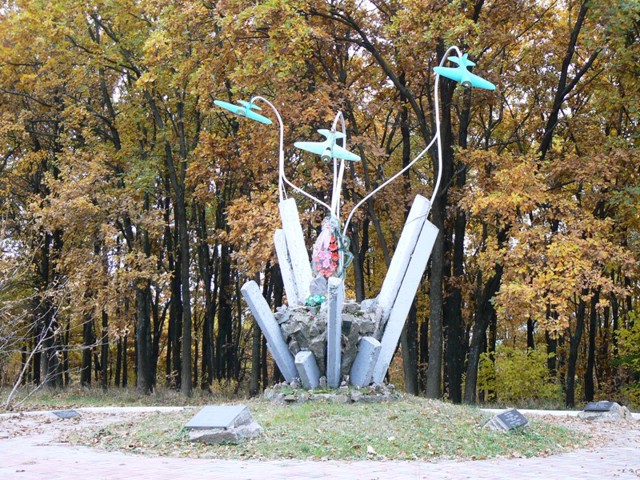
[64,396,584,461]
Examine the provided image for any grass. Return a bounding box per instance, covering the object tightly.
[0,384,236,412]
[65,396,585,461]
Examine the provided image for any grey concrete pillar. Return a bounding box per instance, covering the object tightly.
[279,198,312,304]
[274,229,300,306]
[372,218,439,383]
[295,351,321,389]
[349,337,381,387]
[377,195,430,327]
[326,277,344,388]
[241,280,297,382]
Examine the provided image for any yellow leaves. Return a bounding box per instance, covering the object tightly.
[461,149,545,222]
[136,71,157,88]
[226,191,280,276]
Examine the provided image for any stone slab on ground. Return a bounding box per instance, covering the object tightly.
[51,410,81,420]
[584,401,614,412]
[184,405,251,430]
[185,405,262,444]
[484,408,529,432]
[578,402,632,421]
[188,420,263,444]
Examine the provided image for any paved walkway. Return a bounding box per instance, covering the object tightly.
[1,408,640,479]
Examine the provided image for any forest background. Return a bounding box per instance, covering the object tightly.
[0,0,639,409]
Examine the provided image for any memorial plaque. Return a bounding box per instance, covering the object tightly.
[184,405,249,430]
[485,408,529,432]
[584,401,614,412]
[52,409,81,419]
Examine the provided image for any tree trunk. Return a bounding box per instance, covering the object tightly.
[400,304,419,394]
[444,83,472,404]
[463,265,503,404]
[419,309,429,391]
[566,292,587,407]
[217,244,234,379]
[115,337,122,387]
[398,96,419,394]
[443,207,466,403]
[250,324,262,397]
[196,205,215,390]
[348,220,367,302]
[527,318,536,350]
[176,188,192,397]
[585,289,600,401]
[135,280,154,393]
[426,52,456,399]
[81,314,94,386]
[546,330,557,377]
[426,224,444,399]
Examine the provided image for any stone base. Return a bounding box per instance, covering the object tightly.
[578,403,632,421]
[188,421,263,444]
[263,381,401,404]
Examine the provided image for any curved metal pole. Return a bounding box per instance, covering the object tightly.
[329,111,348,222]
[250,96,332,212]
[430,45,463,207]
[342,46,463,237]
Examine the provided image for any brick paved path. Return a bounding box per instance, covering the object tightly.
[1,408,639,480]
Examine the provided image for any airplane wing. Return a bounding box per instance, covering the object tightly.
[331,144,361,162]
[467,72,496,90]
[448,54,475,67]
[213,100,272,124]
[294,141,328,156]
[238,100,262,110]
[317,129,345,140]
[243,109,273,124]
[214,100,242,114]
[433,66,464,83]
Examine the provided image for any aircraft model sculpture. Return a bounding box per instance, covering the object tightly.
[218,47,499,389]
[214,99,273,125]
[294,129,361,163]
[433,53,495,90]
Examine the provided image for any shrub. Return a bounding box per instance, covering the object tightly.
[477,345,562,405]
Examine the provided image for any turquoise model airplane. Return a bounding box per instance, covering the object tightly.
[294,129,361,162]
[433,54,495,90]
[214,99,273,125]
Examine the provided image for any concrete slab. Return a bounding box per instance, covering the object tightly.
[295,351,321,389]
[241,280,297,382]
[274,229,300,306]
[350,337,381,387]
[184,405,250,430]
[377,195,430,326]
[326,277,344,388]
[51,410,81,419]
[372,218,438,383]
[279,198,312,304]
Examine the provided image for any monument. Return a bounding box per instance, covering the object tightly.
[217,46,496,390]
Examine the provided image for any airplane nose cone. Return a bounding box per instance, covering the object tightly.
[462,80,472,89]
[321,148,332,162]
